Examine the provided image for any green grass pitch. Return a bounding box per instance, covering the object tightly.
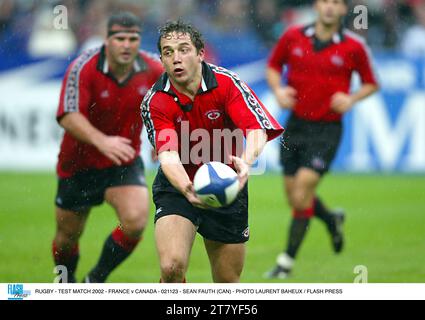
[0,172,424,283]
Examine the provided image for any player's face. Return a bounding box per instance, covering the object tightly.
[160,32,204,87]
[315,0,347,27]
[106,24,141,66]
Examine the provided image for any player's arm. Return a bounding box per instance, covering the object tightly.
[331,42,380,113]
[59,113,135,165]
[266,67,297,109]
[330,83,378,114]
[231,129,268,191]
[225,76,283,190]
[266,28,297,109]
[158,151,205,207]
[57,60,135,165]
[143,95,205,207]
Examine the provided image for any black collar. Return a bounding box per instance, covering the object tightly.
[152,61,218,112]
[152,61,218,94]
[303,23,345,51]
[96,45,147,85]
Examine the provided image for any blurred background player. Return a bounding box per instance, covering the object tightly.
[142,20,283,283]
[264,0,379,279]
[53,11,163,282]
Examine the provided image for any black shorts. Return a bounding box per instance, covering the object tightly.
[280,114,342,176]
[152,168,249,244]
[55,157,146,212]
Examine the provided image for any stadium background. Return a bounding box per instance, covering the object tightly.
[0,0,424,282]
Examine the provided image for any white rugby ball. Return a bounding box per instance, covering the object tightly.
[193,162,240,208]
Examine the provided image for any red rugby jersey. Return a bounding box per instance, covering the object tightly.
[141,62,284,180]
[268,24,378,122]
[56,46,163,178]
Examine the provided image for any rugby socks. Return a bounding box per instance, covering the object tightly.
[286,207,314,258]
[314,197,336,234]
[52,242,79,283]
[88,226,140,283]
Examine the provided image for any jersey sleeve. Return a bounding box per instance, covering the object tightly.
[56,60,92,121]
[141,92,178,154]
[267,27,294,73]
[354,42,378,86]
[225,77,284,141]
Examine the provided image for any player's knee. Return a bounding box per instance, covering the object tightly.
[55,226,82,245]
[160,258,186,283]
[119,208,148,235]
[54,232,79,249]
[213,271,241,283]
[290,190,311,211]
[290,194,304,211]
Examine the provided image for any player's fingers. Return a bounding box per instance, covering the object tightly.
[119,144,136,158]
[238,169,249,186]
[238,176,248,191]
[112,145,134,162]
[331,102,344,113]
[287,87,297,96]
[331,93,344,104]
[118,137,133,145]
[287,97,296,108]
[192,197,209,209]
[330,96,341,108]
[107,152,122,166]
[116,149,132,162]
[187,193,209,209]
[230,156,243,171]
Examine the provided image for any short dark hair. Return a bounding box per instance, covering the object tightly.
[157,20,205,54]
[107,11,142,31]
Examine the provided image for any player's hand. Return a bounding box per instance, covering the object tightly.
[274,86,297,109]
[182,183,209,209]
[330,92,354,114]
[95,136,136,166]
[230,155,249,191]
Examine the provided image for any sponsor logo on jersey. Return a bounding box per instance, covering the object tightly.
[292,47,304,57]
[138,86,148,96]
[331,54,344,67]
[205,110,222,121]
[100,90,109,98]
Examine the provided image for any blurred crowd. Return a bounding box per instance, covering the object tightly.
[1,0,425,66]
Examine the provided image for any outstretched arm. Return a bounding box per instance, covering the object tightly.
[330,83,379,114]
[231,129,268,190]
[59,112,135,165]
[158,150,205,208]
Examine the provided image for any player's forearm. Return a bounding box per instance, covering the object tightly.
[266,67,283,93]
[351,83,379,103]
[59,112,107,148]
[159,151,192,194]
[242,129,268,166]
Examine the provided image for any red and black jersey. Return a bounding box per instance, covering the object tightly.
[56,46,163,178]
[268,24,378,122]
[141,62,284,180]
